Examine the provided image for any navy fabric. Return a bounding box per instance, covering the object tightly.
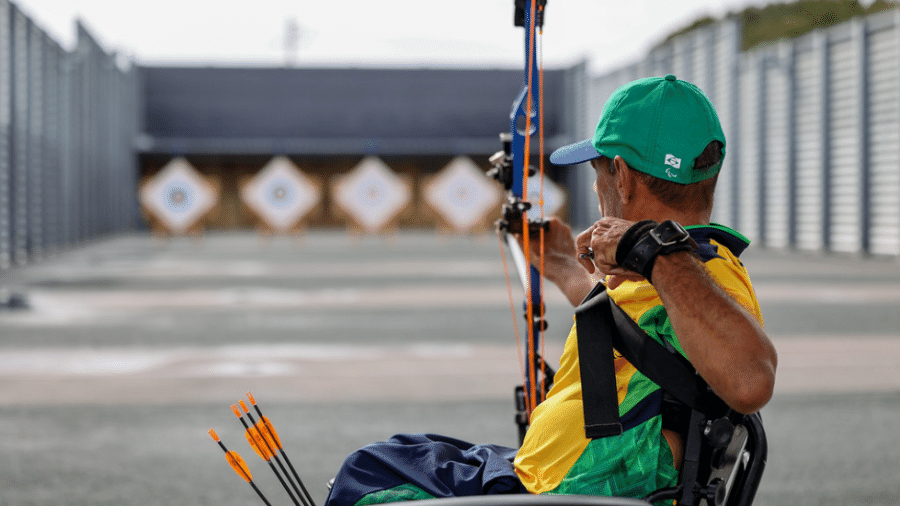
[619,388,664,431]
[686,225,750,258]
[324,434,526,506]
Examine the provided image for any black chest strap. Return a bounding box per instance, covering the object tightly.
[575,282,726,439]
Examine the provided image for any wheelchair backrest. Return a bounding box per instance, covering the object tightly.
[687,412,767,506]
[716,413,766,506]
[643,411,766,506]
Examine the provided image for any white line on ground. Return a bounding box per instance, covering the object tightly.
[4,281,900,328]
[0,336,896,405]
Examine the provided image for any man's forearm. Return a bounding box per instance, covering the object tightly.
[556,270,595,307]
[650,252,778,414]
[545,256,595,307]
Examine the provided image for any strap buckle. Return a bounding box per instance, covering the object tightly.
[649,221,690,247]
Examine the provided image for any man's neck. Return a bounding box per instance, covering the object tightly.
[621,200,711,227]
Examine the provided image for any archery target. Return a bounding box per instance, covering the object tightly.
[140,158,218,233]
[526,177,566,221]
[424,156,500,231]
[332,156,411,233]
[241,156,321,232]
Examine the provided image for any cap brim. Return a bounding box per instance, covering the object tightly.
[549,139,603,166]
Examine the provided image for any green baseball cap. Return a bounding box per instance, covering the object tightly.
[549,74,725,184]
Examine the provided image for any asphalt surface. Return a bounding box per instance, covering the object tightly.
[0,231,898,506]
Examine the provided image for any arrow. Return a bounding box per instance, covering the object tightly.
[246,392,317,506]
[232,404,305,506]
[208,429,273,506]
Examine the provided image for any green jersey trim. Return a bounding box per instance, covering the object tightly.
[353,483,435,506]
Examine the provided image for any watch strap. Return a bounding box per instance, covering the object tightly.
[617,220,698,282]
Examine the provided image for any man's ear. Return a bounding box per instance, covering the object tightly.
[613,156,633,204]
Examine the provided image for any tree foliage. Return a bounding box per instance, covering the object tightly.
[659,0,898,51]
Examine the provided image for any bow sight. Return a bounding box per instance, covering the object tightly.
[488,133,549,236]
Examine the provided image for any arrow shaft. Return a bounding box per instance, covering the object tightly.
[266,457,303,506]
[237,411,304,506]
[278,447,314,506]
[252,403,317,506]
[210,431,273,506]
[246,409,312,506]
[250,481,274,506]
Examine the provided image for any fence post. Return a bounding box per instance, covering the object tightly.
[0,0,12,270]
[855,19,871,255]
[756,51,768,247]
[785,42,798,250]
[819,31,832,252]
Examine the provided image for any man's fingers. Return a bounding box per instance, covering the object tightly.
[578,255,596,274]
[605,268,645,289]
[576,227,596,258]
[606,275,627,290]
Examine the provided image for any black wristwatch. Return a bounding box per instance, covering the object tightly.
[617,220,698,282]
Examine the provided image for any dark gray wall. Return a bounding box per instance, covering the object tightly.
[140,66,568,155]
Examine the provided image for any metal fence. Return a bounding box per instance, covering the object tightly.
[0,0,138,270]
[584,9,900,257]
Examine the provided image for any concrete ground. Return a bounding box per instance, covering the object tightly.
[0,231,898,506]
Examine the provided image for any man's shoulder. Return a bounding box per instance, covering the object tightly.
[685,223,764,324]
[685,223,751,263]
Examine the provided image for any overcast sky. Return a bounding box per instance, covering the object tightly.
[12,0,776,73]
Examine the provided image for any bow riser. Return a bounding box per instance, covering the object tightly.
[489,0,551,442]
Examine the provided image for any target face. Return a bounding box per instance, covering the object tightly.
[268,182,291,207]
[167,187,190,209]
[424,156,500,231]
[332,156,411,233]
[241,156,321,231]
[140,158,217,233]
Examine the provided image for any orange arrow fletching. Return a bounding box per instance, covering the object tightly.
[225,451,253,483]
[245,426,274,460]
[256,416,283,450]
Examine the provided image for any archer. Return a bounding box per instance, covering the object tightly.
[514,74,777,498]
[322,75,777,506]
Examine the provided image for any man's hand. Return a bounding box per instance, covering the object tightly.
[576,217,646,289]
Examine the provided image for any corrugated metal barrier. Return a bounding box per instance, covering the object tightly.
[0,0,138,271]
[586,10,900,257]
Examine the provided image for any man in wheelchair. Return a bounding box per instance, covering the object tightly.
[324,75,778,506]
